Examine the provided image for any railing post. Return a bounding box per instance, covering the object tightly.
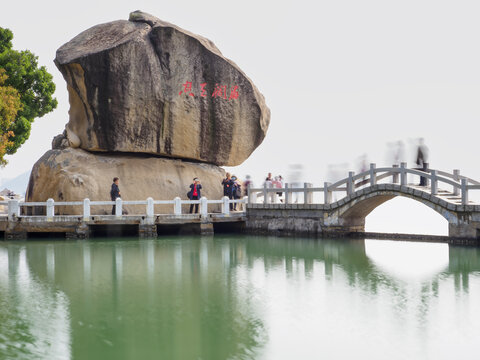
[431,170,438,195]
[243,196,248,212]
[284,183,291,205]
[247,183,253,204]
[83,198,91,221]
[147,197,154,219]
[392,164,399,184]
[200,197,208,217]
[324,182,332,204]
[46,198,55,221]
[115,198,122,217]
[370,163,376,186]
[174,197,182,215]
[304,183,313,204]
[347,172,354,195]
[7,199,20,221]
[222,196,230,215]
[461,178,468,205]
[263,183,268,204]
[453,169,460,196]
[400,162,407,186]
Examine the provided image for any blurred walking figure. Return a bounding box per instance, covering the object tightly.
[356,154,369,186]
[243,175,253,197]
[394,140,405,165]
[386,140,406,165]
[416,138,429,186]
[288,164,304,203]
[327,163,349,201]
[264,172,275,203]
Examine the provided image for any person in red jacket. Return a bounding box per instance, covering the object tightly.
[188,178,202,214]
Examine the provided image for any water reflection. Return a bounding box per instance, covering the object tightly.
[365,240,449,280]
[0,244,71,360]
[0,237,480,359]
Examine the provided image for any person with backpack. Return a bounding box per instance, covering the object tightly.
[231,175,242,211]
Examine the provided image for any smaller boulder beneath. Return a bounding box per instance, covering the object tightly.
[26,148,226,215]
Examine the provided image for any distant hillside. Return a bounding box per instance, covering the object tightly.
[0,171,31,196]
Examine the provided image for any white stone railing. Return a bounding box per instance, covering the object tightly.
[248,163,480,206]
[0,196,248,222]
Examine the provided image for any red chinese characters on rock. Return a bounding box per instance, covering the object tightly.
[179,81,239,100]
[178,81,195,97]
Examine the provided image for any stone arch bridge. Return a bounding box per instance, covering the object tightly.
[246,163,480,240]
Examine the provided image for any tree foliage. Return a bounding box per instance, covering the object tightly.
[0,68,22,165]
[0,27,57,158]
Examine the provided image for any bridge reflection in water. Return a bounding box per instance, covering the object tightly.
[1,237,480,359]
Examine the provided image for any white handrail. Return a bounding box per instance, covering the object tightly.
[248,164,480,206]
[3,196,248,220]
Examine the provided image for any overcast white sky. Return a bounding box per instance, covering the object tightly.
[1,0,480,234]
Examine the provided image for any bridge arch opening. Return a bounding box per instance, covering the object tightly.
[365,196,448,236]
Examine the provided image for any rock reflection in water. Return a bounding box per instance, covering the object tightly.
[0,237,480,360]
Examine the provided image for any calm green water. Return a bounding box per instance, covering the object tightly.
[1,236,480,360]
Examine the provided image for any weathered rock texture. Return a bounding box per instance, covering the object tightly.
[0,196,5,214]
[26,148,225,215]
[54,10,270,166]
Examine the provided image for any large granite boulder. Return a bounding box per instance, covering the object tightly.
[26,148,225,215]
[54,10,270,166]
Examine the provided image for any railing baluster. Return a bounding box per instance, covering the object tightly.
[146,197,154,220]
[7,199,20,221]
[222,196,230,215]
[347,172,354,195]
[115,198,122,217]
[370,164,376,186]
[324,182,331,204]
[453,169,460,196]
[285,183,291,205]
[46,198,55,221]
[200,197,208,217]
[83,198,90,221]
[174,197,182,215]
[247,183,253,204]
[400,162,407,186]
[304,183,313,204]
[461,178,468,205]
[263,183,268,205]
[431,170,437,195]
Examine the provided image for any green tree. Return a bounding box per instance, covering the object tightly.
[0,69,22,165]
[0,27,57,156]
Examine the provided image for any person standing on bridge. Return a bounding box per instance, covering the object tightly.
[222,173,234,210]
[231,175,241,211]
[416,138,429,186]
[188,178,202,214]
[110,177,121,215]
